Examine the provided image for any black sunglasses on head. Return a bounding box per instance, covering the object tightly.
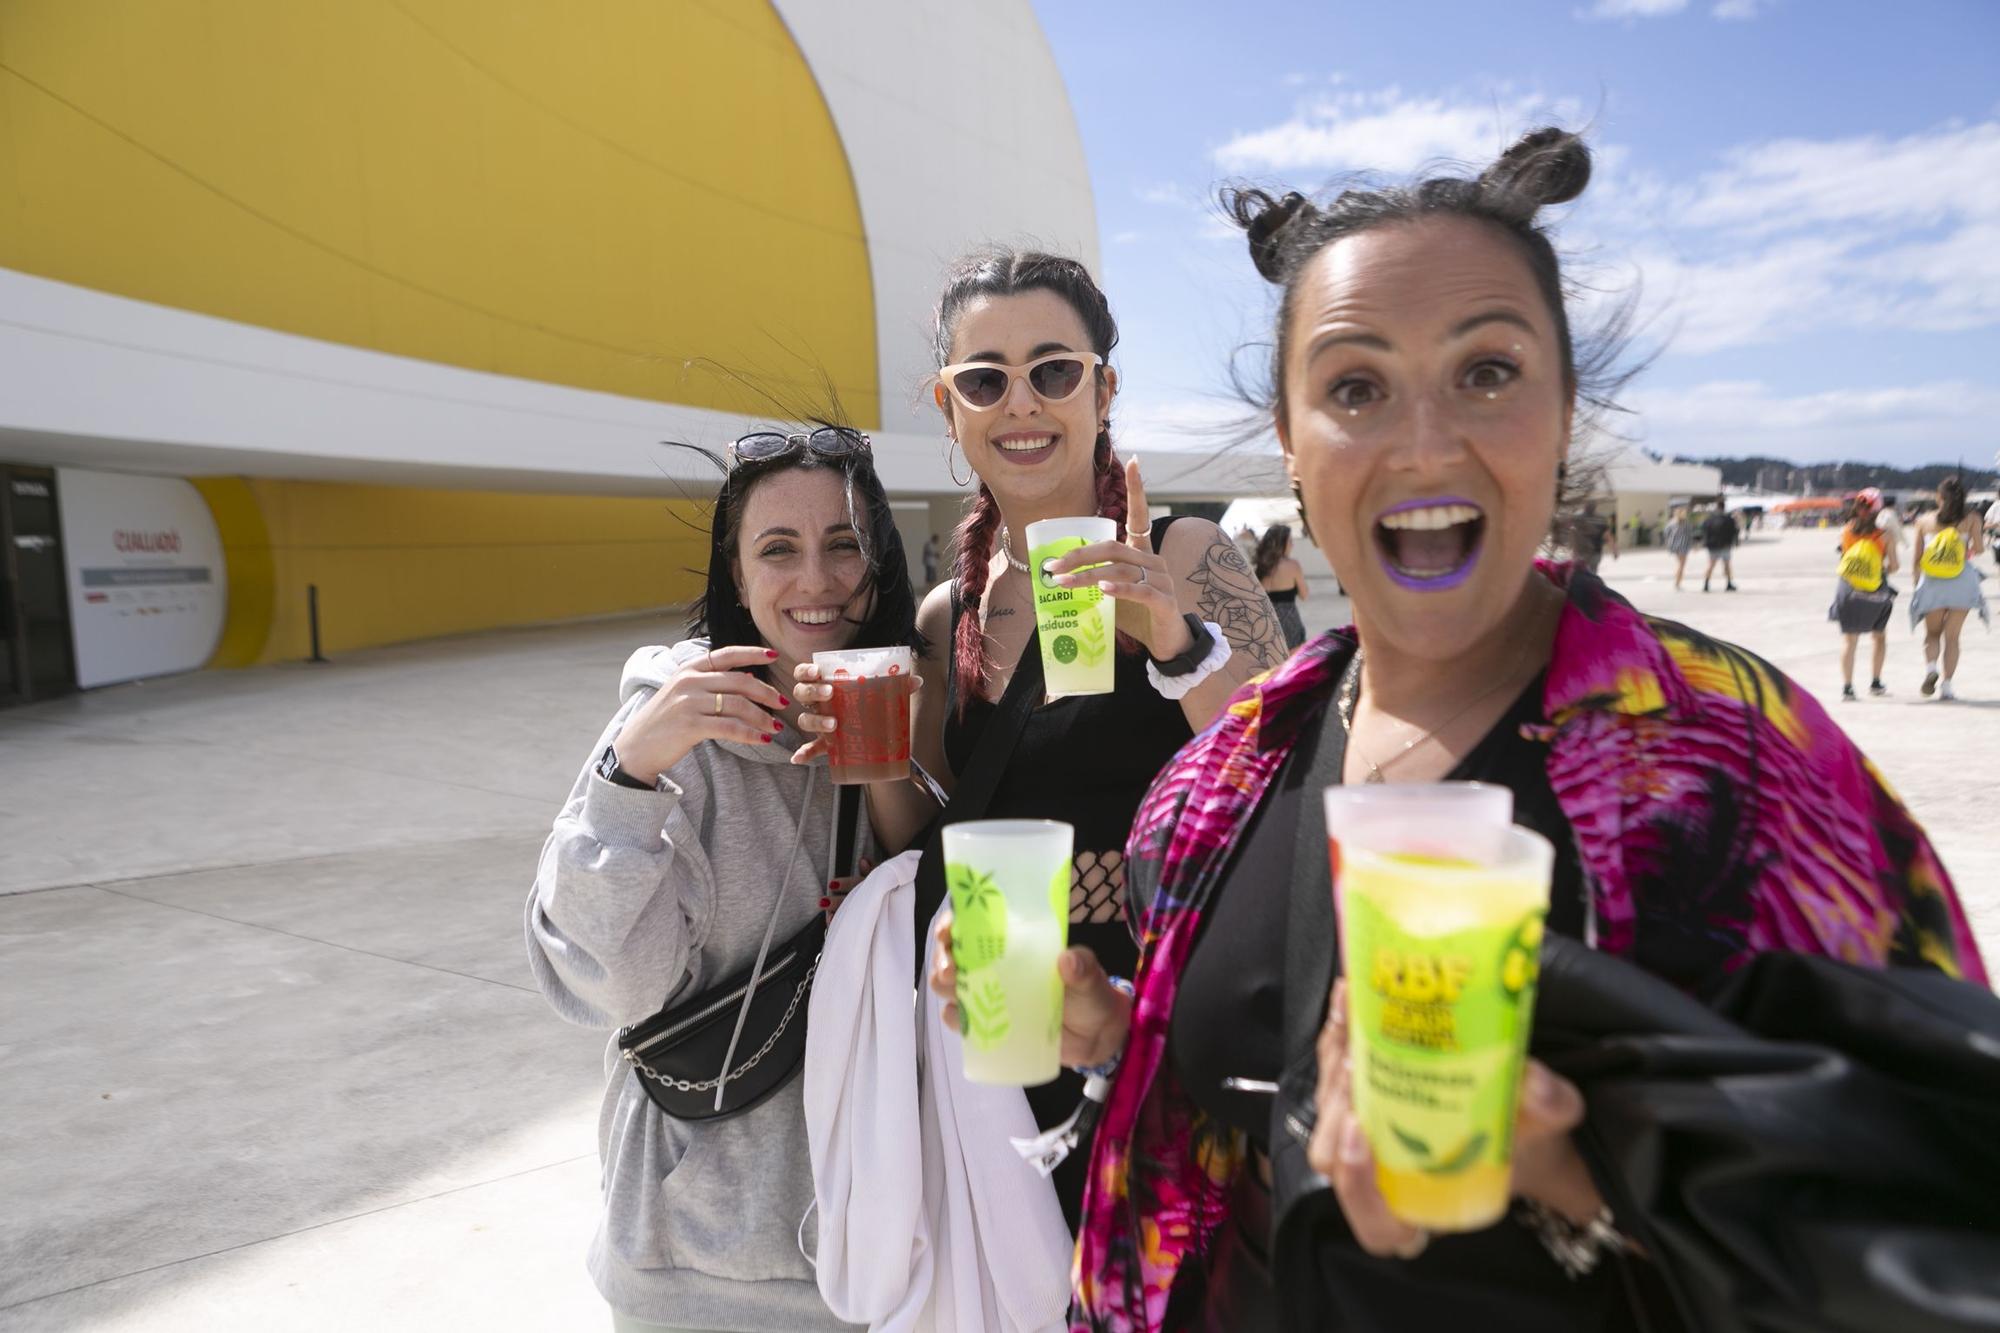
[729,427,872,465]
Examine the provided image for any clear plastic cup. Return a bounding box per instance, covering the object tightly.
[1023,516,1117,698]
[941,819,1073,1086]
[1324,783,1551,1232]
[812,646,914,785]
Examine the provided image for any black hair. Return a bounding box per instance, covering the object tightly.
[1223,127,1640,532]
[1254,524,1292,580]
[1936,475,1967,527]
[685,431,925,665]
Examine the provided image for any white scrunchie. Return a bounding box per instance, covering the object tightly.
[1145,619,1232,699]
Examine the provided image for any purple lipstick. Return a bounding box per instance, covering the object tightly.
[1374,496,1486,591]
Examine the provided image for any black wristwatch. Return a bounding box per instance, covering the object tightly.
[597,743,659,792]
[1148,612,1215,677]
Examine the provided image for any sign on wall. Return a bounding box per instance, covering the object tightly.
[57,469,226,689]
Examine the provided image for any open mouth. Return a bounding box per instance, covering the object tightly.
[992,432,1058,463]
[1373,498,1485,591]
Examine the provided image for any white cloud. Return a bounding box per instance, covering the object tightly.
[1213,87,1583,176]
[1579,0,1687,18]
[1678,122,2000,236]
[1712,0,1765,17]
[1606,123,2000,351]
[1627,380,2000,464]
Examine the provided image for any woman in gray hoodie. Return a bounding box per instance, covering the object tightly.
[527,428,928,1332]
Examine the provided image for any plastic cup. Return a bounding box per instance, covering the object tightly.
[812,646,914,785]
[942,819,1073,1086]
[1325,784,1551,1233]
[1024,516,1117,698]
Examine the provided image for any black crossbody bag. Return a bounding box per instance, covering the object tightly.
[617,779,863,1122]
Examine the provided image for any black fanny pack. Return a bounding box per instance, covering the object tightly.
[617,780,860,1121]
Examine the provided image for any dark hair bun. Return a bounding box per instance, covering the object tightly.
[1478,128,1591,219]
[1227,188,1315,282]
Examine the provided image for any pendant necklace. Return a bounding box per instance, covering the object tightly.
[1337,647,1531,784]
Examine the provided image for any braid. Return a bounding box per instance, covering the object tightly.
[951,484,1003,716]
[1092,428,1127,533]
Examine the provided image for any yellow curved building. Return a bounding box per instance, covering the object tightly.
[0,0,1100,696]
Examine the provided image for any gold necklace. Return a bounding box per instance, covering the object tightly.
[1337,647,1532,784]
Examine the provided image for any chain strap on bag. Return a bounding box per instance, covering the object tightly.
[616,777,861,1121]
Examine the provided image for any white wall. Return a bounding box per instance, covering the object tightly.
[56,468,225,688]
[773,0,1099,434]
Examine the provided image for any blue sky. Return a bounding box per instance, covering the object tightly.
[1029,0,2000,468]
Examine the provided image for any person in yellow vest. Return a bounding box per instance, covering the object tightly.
[1830,488,1898,701]
[1908,475,1988,700]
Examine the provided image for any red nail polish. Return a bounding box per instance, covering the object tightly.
[762,734,774,743]
[766,649,779,658]
[818,897,832,910]
[777,696,790,708]
[830,879,841,890]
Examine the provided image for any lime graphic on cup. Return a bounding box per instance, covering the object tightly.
[1325,783,1553,1233]
[1024,517,1116,698]
[943,820,1073,1086]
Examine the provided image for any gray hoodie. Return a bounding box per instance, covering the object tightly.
[526,640,869,1331]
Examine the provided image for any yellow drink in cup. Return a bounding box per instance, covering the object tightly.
[1024,517,1116,698]
[1325,787,1551,1232]
[942,819,1073,1086]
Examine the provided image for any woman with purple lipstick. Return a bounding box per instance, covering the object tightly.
[1040,130,1987,1333]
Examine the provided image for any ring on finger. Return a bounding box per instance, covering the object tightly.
[712,692,724,716]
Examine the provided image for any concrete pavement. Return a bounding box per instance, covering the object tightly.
[0,527,1992,1330]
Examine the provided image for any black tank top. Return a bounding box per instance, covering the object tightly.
[942,515,1195,1223]
[1265,586,1299,605]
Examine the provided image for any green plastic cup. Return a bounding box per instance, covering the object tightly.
[943,819,1073,1086]
[1024,516,1116,698]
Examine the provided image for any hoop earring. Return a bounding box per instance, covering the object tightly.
[1290,480,1315,543]
[946,435,971,488]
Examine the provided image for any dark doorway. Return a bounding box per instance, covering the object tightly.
[1,464,77,706]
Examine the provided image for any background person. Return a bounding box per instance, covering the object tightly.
[1254,522,1311,650]
[1567,500,1616,573]
[1663,506,1693,589]
[526,427,924,1333]
[1700,504,1738,591]
[992,130,1986,1333]
[1831,489,1898,700]
[1909,474,1989,700]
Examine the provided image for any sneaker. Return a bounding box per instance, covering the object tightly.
[1841,684,1857,702]
[1869,680,1888,696]
[1922,668,1938,697]
[1940,679,1956,701]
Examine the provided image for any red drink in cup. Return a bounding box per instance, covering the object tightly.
[812,646,914,785]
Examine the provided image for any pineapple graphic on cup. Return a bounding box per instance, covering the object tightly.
[942,820,1074,1086]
